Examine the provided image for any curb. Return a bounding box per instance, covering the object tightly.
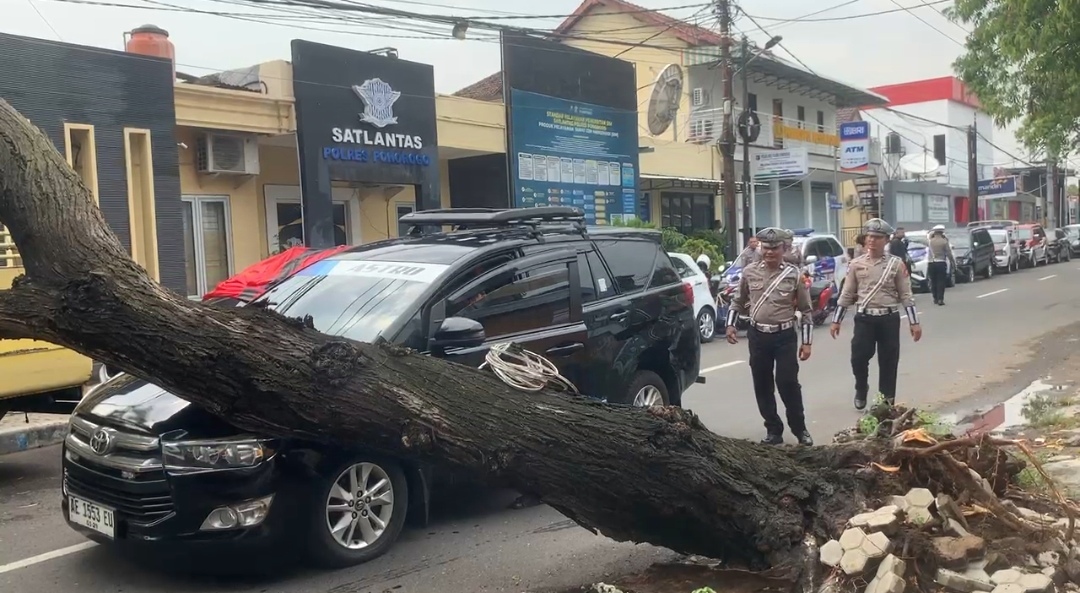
[0,420,68,456]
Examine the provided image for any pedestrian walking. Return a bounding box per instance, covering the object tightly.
[830,218,923,410]
[726,227,815,446]
[926,224,956,306]
[737,236,763,266]
[889,227,911,275]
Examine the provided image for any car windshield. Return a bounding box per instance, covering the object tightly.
[252,259,450,343]
[1066,227,1080,238]
[1016,228,1033,240]
[907,236,929,247]
[946,233,971,248]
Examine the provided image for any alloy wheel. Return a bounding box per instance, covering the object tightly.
[325,462,396,550]
[699,311,715,340]
[633,385,664,407]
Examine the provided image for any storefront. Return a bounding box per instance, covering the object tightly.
[291,40,440,248]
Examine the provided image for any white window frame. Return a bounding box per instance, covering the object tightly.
[182,195,234,298]
[263,184,362,254]
[895,192,924,222]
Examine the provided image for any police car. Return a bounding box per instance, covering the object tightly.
[789,229,850,283]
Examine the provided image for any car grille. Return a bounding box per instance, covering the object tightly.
[64,468,174,522]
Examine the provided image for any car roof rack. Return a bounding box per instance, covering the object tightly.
[401,207,588,239]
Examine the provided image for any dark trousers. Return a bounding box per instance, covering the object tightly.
[928,261,949,302]
[851,313,902,402]
[748,327,806,435]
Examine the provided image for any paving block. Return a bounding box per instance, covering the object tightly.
[867,571,906,593]
[839,527,868,551]
[867,512,900,535]
[991,569,1024,586]
[863,531,892,558]
[905,487,935,508]
[820,540,844,568]
[1016,572,1053,593]
[887,495,911,512]
[840,548,870,576]
[936,568,995,593]
[850,512,875,530]
[877,554,907,579]
[991,585,1027,593]
[876,504,901,517]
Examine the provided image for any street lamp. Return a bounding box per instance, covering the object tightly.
[737,35,781,247]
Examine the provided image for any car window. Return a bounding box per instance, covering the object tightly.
[449,262,574,338]
[1035,227,1046,239]
[257,260,449,343]
[802,239,822,259]
[595,239,656,294]
[1016,228,1033,240]
[1056,229,1066,239]
[669,255,698,279]
[988,230,1008,244]
[577,250,614,303]
[649,251,683,288]
[972,229,992,246]
[824,238,845,257]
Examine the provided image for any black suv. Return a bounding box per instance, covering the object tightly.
[948,227,995,283]
[61,207,701,569]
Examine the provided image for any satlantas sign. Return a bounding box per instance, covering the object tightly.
[324,78,431,166]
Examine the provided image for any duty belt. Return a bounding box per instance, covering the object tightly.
[858,307,899,317]
[750,319,796,333]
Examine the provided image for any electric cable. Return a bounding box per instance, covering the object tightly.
[737,7,817,74]
[884,0,964,47]
[747,0,951,25]
[614,3,712,59]
[479,342,579,394]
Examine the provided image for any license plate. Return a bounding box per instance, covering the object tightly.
[68,495,116,539]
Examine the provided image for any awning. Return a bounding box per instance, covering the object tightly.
[640,173,720,184]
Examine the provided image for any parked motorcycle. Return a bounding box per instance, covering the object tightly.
[804,272,837,326]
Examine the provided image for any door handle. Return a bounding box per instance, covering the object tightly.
[546,342,584,356]
[609,310,629,322]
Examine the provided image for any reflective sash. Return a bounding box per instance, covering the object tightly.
[750,265,794,322]
[857,257,898,312]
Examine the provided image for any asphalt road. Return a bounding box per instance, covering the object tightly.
[3,261,1080,593]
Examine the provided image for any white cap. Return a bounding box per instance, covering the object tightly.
[932,224,946,231]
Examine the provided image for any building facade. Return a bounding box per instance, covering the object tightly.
[0,31,184,400]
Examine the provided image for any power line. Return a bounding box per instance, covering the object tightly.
[26,0,64,40]
[747,0,951,25]
[880,107,1037,167]
[885,0,964,47]
[613,4,711,58]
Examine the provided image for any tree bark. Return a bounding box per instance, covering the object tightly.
[0,98,876,576]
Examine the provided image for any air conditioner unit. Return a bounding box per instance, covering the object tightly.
[691,87,707,107]
[196,133,260,175]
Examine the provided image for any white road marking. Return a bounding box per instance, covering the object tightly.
[977,288,1009,299]
[1038,274,1057,281]
[701,360,744,373]
[0,542,97,575]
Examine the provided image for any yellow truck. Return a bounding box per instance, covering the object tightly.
[0,228,93,417]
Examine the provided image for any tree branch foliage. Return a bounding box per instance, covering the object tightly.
[951,0,1080,157]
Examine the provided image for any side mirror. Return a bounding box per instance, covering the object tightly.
[804,255,819,265]
[430,316,486,351]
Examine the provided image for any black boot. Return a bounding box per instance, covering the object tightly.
[854,391,868,411]
[795,431,814,446]
[760,433,784,445]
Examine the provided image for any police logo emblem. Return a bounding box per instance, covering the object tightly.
[352,78,401,129]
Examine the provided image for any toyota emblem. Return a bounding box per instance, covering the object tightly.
[89,428,114,456]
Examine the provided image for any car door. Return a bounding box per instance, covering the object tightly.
[970,229,992,271]
[429,249,592,396]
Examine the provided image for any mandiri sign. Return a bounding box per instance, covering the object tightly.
[977,176,1018,199]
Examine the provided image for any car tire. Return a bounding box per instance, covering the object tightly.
[306,456,409,569]
[984,262,993,279]
[697,308,715,343]
[627,370,670,407]
[966,267,975,283]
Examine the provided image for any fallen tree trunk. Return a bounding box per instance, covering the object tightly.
[0,98,876,577]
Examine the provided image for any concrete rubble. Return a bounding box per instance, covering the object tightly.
[818,486,1080,593]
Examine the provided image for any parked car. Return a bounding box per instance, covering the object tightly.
[61,207,703,569]
[1047,228,1072,263]
[790,229,851,285]
[1015,223,1049,267]
[948,227,996,282]
[669,252,717,342]
[1063,225,1080,257]
[890,231,952,293]
[980,226,1020,273]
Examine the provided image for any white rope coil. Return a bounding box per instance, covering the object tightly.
[479,342,579,394]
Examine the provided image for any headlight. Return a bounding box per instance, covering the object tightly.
[162,437,275,472]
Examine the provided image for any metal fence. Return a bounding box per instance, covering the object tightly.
[839,226,862,249]
[0,226,19,268]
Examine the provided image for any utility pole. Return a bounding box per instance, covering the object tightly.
[740,35,752,242]
[967,122,979,224]
[717,0,737,260]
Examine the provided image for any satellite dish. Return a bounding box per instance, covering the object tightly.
[646,64,683,136]
[899,152,941,176]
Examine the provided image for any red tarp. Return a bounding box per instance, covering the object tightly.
[202,245,350,303]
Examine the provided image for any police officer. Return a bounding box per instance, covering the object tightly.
[782,230,803,266]
[926,225,956,306]
[830,218,923,410]
[726,227,815,446]
[737,236,763,265]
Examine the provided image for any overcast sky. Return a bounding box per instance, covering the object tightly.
[2,0,1037,166]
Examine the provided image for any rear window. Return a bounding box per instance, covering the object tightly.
[1016,228,1033,240]
[669,255,698,279]
[595,239,659,293]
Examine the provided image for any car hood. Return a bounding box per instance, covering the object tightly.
[77,374,240,439]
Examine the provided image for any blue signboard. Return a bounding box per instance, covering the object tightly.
[509,89,639,225]
[977,176,1018,199]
